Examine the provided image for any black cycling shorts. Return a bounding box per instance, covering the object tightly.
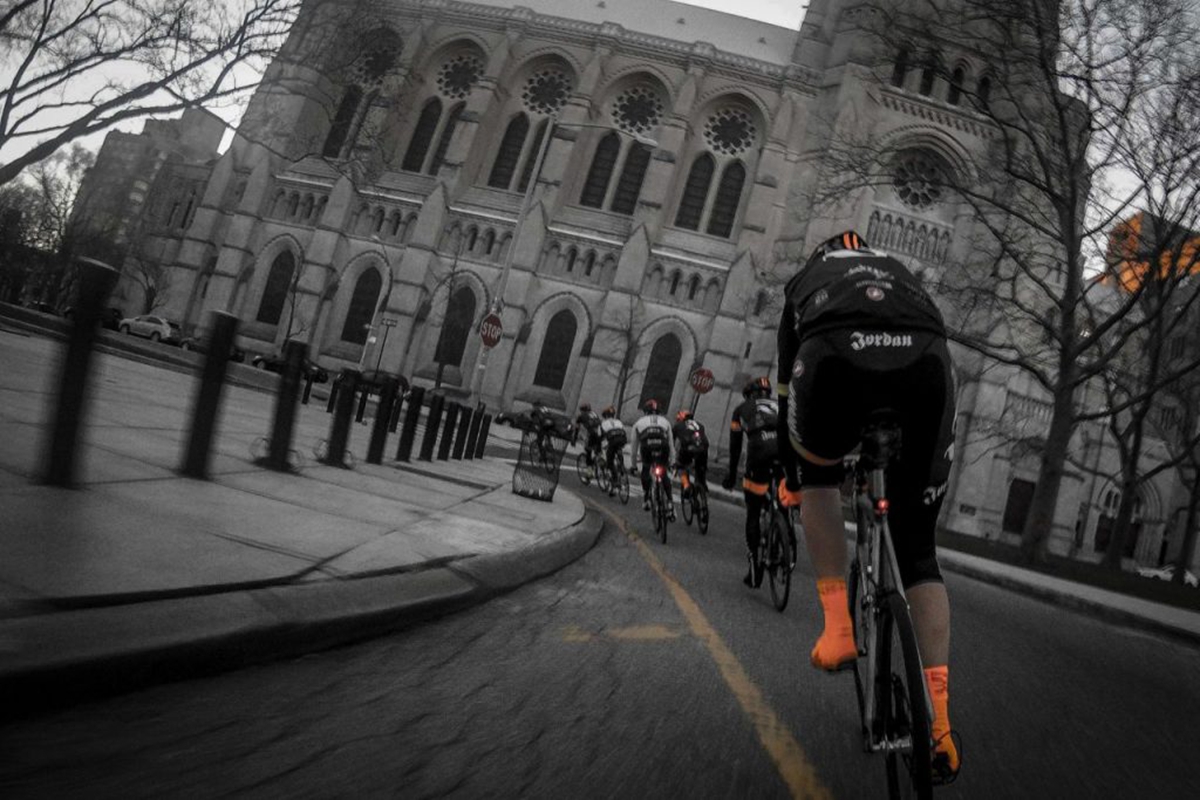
[787,329,956,587]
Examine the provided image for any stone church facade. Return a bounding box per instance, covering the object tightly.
[115,0,1192,570]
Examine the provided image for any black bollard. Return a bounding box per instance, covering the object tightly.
[181,312,238,479]
[367,378,399,465]
[355,384,369,423]
[264,340,307,471]
[44,258,119,487]
[323,368,360,467]
[419,393,445,461]
[437,402,460,460]
[326,375,340,413]
[302,373,314,405]
[464,403,485,460]
[396,385,424,462]
[474,414,492,459]
[452,406,472,460]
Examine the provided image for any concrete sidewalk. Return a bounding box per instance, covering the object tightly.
[0,332,599,715]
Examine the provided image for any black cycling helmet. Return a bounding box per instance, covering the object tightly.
[579,402,591,412]
[642,399,659,414]
[806,230,870,268]
[602,405,616,418]
[742,376,770,398]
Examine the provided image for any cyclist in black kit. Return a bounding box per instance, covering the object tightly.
[777,231,958,779]
[722,377,794,587]
[672,409,709,496]
[575,403,603,466]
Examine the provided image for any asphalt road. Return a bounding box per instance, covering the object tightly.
[2,466,1199,798]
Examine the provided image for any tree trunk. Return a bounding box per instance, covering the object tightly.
[1173,476,1200,586]
[1020,389,1076,563]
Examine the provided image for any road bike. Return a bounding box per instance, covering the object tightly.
[754,469,796,611]
[575,444,600,486]
[647,461,671,543]
[846,411,934,799]
[602,449,630,504]
[677,465,709,535]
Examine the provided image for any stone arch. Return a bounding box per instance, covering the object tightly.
[411,35,490,76]
[878,126,977,188]
[645,264,664,296]
[514,291,594,407]
[630,315,700,414]
[693,87,773,130]
[703,277,722,312]
[247,234,304,325]
[595,65,675,105]
[542,241,561,273]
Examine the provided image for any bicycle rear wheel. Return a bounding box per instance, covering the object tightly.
[766,506,792,611]
[655,483,668,543]
[881,592,933,800]
[575,452,592,486]
[681,483,695,525]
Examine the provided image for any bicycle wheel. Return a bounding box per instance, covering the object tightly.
[655,483,668,543]
[766,505,792,611]
[575,452,592,486]
[682,484,695,525]
[596,461,610,493]
[617,465,630,505]
[880,593,933,800]
[697,488,709,535]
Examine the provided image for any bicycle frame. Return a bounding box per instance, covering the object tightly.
[852,457,934,754]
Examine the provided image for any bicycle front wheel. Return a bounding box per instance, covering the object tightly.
[881,593,933,800]
[617,466,630,504]
[655,484,668,543]
[766,506,792,611]
[697,488,709,535]
[575,452,592,486]
[596,462,610,493]
[682,485,695,525]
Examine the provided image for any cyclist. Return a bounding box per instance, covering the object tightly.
[575,403,603,466]
[598,405,628,496]
[722,377,795,586]
[631,399,675,519]
[776,230,958,778]
[529,402,559,465]
[672,409,709,497]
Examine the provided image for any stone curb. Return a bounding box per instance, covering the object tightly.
[0,507,603,718]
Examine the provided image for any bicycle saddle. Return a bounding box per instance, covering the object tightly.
[860,409,901,468]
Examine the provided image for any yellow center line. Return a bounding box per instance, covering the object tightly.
[592,503,833,800]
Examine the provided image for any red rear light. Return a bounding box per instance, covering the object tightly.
[653,465,666,478]
[875,498,889,515]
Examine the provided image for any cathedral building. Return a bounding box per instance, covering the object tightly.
[109,0,1193,571]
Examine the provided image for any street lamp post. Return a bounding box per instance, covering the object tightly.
[470,119,657,403]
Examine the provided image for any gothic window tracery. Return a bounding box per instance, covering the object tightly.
[533,309,578,391]
[672,103,758,238]
[340,268,382,345]
[257,251,295,326]
[437,55,483,99]
[893,151,945,210]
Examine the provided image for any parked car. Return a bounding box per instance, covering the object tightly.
[180,335,246,363]
[1136,564,1199,588]
[496,406,574,439]
[250,352,329,383]
[119,314,182,344]
[62,307,124,330]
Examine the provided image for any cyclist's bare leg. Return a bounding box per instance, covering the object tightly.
[908,581,958,772]
[796,446,856,671]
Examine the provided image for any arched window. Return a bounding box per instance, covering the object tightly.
[323,85,363,158]
[610,142,652,215]
[976,76,992,111]
[688,275,700,300]
[919,53,938,96]
[533,309,577,390]
[517,119,550,193]
[340,268,382,344]
[583,252,596,277]
[669,272,681,295]
[675,154,715,230]
[580,132,620,208]
[428,102,464,176]
[489,114,529,189]
[639,333,682,411]
[565,249,577,273]
[707,161,745,238]
[948,67,965,105]
[403,98,443,173]
[256,251,295,325]
[891,48,909,88]
[434,286,476,369]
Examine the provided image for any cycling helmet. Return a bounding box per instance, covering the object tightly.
[579,402,591,412]
[742,376,771,398]
[676,410,693,422]
[602,405,616,418]
[806,230,870,268]
[642,399,659,414]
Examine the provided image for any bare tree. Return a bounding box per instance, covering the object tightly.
[809,0,1200,562]
[602,293,649,416]
[0,0,309,187]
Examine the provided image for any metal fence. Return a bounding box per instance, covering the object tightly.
[512,429,568,501]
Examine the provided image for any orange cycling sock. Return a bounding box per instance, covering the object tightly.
[811,578,857,671]
[924,665,959,773]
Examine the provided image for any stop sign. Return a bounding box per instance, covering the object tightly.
[689,367,715,394]
[479,313,503,348]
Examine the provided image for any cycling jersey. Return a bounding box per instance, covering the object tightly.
[633,414,673,465]
[672,419,709,456]
[730,397,779,470]
[576,410,601,435]
[599,417,627,446]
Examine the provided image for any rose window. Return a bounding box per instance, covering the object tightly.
[703,108,757,156]
[354,44,399,85]
[893,153,944,209]
[437,55,483,99]
[612,86,663,135]
[521,69,572,115]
